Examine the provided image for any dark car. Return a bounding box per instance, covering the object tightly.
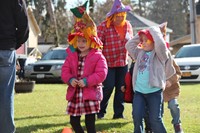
[24,47,67,83]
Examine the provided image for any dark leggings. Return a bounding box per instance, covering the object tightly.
[70,114,96,133]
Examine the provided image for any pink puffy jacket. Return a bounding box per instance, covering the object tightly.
[61,46,108,101]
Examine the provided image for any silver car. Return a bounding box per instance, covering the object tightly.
[174,44,200,82]
[24,47,67,83]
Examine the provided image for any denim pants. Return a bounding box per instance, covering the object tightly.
[99,66,128,118]
[132,90,166,133]
[168,98,181,125]
[0,50,16,133]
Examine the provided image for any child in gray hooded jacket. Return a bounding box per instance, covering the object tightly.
[125,25,175,133]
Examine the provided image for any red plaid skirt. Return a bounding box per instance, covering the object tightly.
[66,87,100,116]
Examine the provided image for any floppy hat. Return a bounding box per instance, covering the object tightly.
[68,1,103,49]
[106,0,132,18]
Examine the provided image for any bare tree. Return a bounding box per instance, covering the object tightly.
[46,0,59,47]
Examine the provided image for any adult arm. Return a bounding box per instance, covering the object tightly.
[14,0,29,49]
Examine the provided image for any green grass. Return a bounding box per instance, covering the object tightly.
[14,83,200,133]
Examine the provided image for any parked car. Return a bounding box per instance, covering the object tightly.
[174,44,200,82]
[24,47,67,83]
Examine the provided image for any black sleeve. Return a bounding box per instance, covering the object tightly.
[15,0,29,49]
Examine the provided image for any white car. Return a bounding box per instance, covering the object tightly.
[174,44,200,82]
[24,47,67,83]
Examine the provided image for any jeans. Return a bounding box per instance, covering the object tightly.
[168,98,181,125]
[0,50,16,133]
[98,66,128,118]
[132,90,166,133]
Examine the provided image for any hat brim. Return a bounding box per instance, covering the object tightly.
[68,32,84,43]
[68,32,103,49]
[89,36,103,49]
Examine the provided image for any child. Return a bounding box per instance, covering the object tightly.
[164,60,184,133]
[61,2,108,133]
[145,23,184,133]
[125,24,175,133]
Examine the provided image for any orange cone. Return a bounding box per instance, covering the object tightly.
[61,127,73,133]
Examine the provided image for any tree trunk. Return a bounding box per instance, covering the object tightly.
[89,0,94,13]
[46,0,60,47]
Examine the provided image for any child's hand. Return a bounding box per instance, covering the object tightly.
[71,79,78,87]
[165,80,172,88]
[121,86,126,92]
[77,79,86,88]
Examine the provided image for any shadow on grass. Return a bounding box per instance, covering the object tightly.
[96,120,132,132]
[15,115,132,132]
[15,114,66,121]
[15,114,68,133]
[15,123,67,133]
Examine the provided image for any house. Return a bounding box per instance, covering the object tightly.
[170,1,200,55]
[16,6,42,58]
[127,12,173,43]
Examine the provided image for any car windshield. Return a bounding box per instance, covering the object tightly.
[41,49,67,60]
[175,45,200,58]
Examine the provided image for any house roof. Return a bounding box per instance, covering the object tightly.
[170,34,191,46]
[127,12,173,33]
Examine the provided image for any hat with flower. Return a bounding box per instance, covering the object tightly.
[68,1,103,49]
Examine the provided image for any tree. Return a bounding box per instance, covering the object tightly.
[131,0,152,17]
[46,0,59,47]
[26,0,72,46]
[147,0,188,40]
[131,0,190,40]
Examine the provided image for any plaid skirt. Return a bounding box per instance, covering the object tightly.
[66,87,100,116]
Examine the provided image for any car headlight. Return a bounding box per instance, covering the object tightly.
[54,64,62,70]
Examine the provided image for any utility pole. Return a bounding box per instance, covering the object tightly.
[189,0,197,44]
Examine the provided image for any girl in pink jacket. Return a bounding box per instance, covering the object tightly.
[61,2,108,133]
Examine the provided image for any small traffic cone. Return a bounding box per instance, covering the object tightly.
[61,127,73,133]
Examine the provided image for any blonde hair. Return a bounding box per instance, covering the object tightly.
[69,35,101,49]
[69,13,103,49]
[106,12,126,28]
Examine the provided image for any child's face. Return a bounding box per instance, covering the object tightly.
[77,36,90,53]
[140,34,154,52]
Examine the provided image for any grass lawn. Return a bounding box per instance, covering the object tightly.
[14,83,200,133]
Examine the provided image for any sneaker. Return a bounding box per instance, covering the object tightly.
[97,113,104,119]
[145,129,153,133]
[112,115,125,119]
[174,123,184,133]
